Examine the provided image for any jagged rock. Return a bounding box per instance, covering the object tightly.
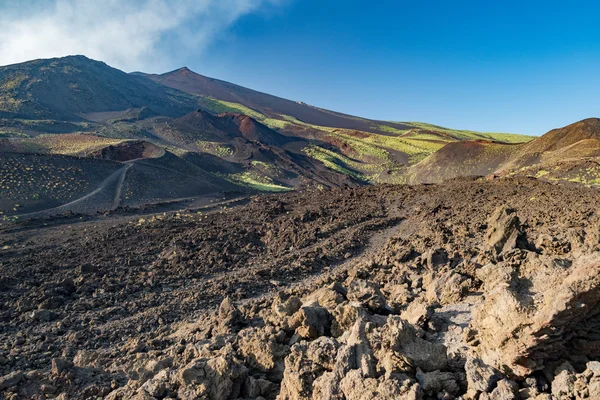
[281,316,423,400]
[346,279,388,313]
[339,369,421,400]
[535,234,571,255]
[51,357,72,375]
[331,303,364,337]
[125,337,148,353]
[551,362,576,399]
[425,270,471,305]
[176,350,248,400]
[0,371,23,391]
[415,368,459,396]
[400,299,435,329]
[385,283,413,311]
[273,295,303,318]
[246,376,275,398]
[237,326,289,379]
[218,296,244,333]
[465,357,502,393]
[302,283,346,310]
[278,337,340,400]
[545,360,600,400]
[139,369,171,398]
[376,316,448,373]
[127,356,174,385]
[73,350,100,368]
[470,255,600,376]
[340,318,377,377]
[485,206,522,254]
[424,248,448,268]
[290,306,332,339]
[479,379,518,400]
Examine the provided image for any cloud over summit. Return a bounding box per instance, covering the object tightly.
[0,0,282,72]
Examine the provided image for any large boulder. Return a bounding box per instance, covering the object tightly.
[469,255,600,377]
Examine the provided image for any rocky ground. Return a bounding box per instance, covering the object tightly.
[1,177,600,399]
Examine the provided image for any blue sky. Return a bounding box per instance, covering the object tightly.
[1,0,599,135]
[191,0,600,135]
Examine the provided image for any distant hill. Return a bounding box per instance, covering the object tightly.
[408,118,600,186]
[0,56,198,120]
[135,67,413,135]
[496,118,600,173]
[408,140,524,183]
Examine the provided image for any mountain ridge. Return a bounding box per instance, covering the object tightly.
[10,55,600,218]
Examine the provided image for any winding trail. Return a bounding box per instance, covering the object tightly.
[18,164,132,219]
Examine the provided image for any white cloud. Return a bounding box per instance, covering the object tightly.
[0,0,282,72]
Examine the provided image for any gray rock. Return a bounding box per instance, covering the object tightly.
[51,357,72,375]
[30,309,57,322]
[0,370,23,391]
[415,368,459,396]
[551,362,576,399]
[465,357,502,393]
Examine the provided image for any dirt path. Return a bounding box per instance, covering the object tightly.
[113,163,132,208]
[17,164,132,218]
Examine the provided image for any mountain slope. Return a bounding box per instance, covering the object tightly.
[134,66,533,180]
[497,118,600,173]
[136,67,410,134]
[0,55,198,121]
[0,55,548,218]
[408,140,524,183]
[408,118,600,185]
[172,109,293,146]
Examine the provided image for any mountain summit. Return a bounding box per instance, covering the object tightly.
[0,55,197,120]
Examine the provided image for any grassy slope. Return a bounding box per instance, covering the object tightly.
[196,96,534,183]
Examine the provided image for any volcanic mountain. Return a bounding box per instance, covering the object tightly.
[0,55,197,121]
[0,54,559,218]
[135,67,415,135]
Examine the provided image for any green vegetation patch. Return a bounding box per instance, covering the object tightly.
[224,171,291,192]
[197,141,234,157]
[198,97,266,121]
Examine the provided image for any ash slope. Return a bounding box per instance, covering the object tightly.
[136,67,411,135]
[0,56,198,120]
[1,177,600,399]
[410,117,600,185]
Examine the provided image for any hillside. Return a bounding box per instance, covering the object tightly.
[405,118,600,186]
[137,67,533,179]
[136,67,409,134]
[407,140,524,183]
[172,109,293,146]
[0,56,198,121]
[0,55,542,217]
